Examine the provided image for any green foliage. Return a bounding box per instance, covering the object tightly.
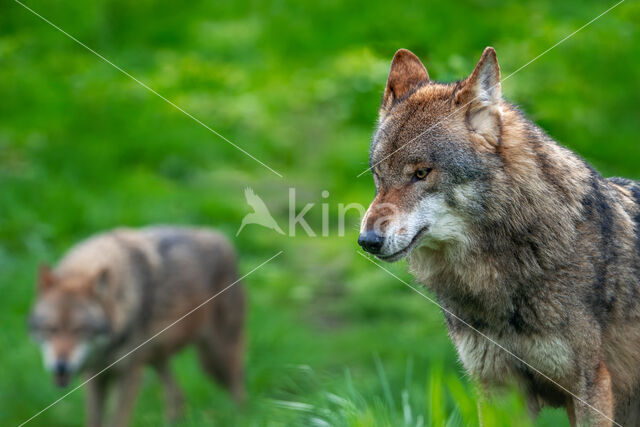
[1,0,638,425]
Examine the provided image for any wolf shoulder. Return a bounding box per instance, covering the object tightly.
[606,177,640,209]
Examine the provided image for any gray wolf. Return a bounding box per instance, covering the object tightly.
[359,47,640,426]
[29,226,246,426]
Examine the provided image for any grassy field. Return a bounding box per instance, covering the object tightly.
[1,0,639,425]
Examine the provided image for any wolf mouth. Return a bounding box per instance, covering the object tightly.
[377,226,429,262]
[55,371,71,387]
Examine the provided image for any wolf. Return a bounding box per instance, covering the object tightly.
[29,226,246,427]
[358,47,640,426]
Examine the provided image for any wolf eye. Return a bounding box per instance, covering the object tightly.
[412,168,431,182]
[43,325,59,335]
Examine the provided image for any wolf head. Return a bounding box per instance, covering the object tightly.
[359,47,503,262]
[29,265,111,387]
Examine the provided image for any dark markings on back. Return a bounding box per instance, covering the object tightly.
[524,123,569,199]
[124,243,155,328]
[627,183,640,258]
[156,232,215,290]
[158,233,192,258]
[581,169,616,324]
[608,177,640,256]
[104,238,155,353]
[609,178,640,310]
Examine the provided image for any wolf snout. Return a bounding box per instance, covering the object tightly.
[53,359,71,387]
[358,230,385,254]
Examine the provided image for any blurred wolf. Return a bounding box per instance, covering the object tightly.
[29,226,246,427]
[359,47,640,426]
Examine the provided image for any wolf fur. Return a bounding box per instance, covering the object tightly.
[29,226,246,427]
[359,47,640,426]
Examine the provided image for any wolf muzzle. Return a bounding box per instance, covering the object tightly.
[53,360,71,387]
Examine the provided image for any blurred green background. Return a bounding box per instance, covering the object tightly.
[1,0,638,425]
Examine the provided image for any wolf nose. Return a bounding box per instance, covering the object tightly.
[358,230,384,254]
[54,360,68,376]
[53,360,71,387]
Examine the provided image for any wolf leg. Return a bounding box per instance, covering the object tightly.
[525,393,541,420]
[154,359,185,423]
[109,364,143,427]
[196,333,246,404]
[226,335,246,404]
[197,267,246,404]
[566,398,576,426]
[85,374,107,427]
[569,362,613,427]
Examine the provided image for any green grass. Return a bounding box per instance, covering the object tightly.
[1,0,639,425]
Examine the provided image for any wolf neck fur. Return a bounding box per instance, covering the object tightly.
[408,105,591,328]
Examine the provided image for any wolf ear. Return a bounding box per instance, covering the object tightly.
[38,264,56,292]
[381,49,430,112]
[455,47,502,145]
